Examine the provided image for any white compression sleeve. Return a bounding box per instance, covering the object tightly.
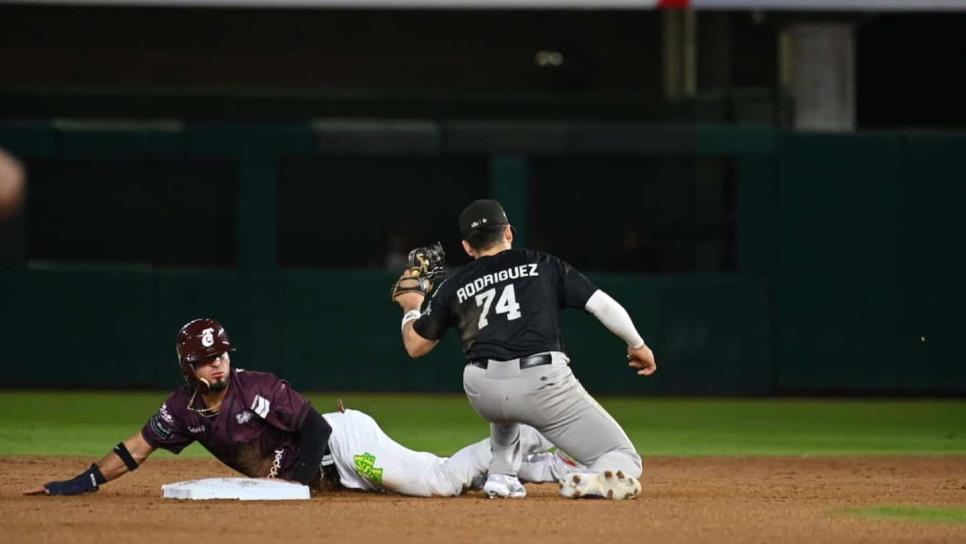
[584,290,645,349]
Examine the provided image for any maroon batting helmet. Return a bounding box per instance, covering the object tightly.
[176,318,235,385]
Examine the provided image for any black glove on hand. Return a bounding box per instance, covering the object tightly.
[43,464,106,495]
[390,242,447,301]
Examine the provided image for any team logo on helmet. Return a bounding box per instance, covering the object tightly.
[201,328,215,347]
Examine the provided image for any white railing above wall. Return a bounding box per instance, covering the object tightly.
[2,0,964,8]
[691,0,966,9]
[0,0,661,7]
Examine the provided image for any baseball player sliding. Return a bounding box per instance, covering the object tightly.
[24,319,575,498]
[392,199,656,500]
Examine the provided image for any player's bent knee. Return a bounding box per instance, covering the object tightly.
[627,452,643,478]
[590,450,643,479]
[613,450,643,478]
[424,479,463,497]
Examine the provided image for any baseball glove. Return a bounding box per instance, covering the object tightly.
[390,242,447,301]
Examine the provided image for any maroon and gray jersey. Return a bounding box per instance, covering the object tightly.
[141,368,312,480]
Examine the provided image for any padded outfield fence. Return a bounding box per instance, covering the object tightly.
[0,122,961,395]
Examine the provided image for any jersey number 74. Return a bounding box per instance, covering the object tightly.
[475,284,522,329]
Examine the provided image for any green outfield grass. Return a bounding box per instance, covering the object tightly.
[0,392,964,457]
[839,506,966,524]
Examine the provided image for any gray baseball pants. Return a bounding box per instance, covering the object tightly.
[462,351,642,479]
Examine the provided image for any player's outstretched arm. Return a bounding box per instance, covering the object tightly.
[394,269,440,358]
[392,245,447,358]
[401,318,439,358]
[23,432,157,496]
[584,290,657,376]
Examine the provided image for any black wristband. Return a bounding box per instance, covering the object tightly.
[113,442,139,472]
[44,464,106,495]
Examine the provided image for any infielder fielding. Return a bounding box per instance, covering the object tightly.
[391,199,655,500]
[24,318,575,497]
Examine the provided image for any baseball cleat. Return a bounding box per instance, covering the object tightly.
[558,470,641,500]
[483,474,527,499]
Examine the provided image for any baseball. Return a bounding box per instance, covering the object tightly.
[0,148,25,221]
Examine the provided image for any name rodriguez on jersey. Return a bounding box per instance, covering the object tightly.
[456,264,539,303]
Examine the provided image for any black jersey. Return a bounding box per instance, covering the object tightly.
[413,248,598,361]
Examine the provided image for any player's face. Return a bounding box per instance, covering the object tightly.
[194,352,231,392]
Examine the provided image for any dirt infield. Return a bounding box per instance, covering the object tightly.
[2,456,965,543]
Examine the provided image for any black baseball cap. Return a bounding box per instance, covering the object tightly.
[459,199,510,240]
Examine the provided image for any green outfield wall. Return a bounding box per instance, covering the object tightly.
[0,267,771,395]
[0,122,961,394]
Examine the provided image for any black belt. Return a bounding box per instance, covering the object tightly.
[468,353,553,370]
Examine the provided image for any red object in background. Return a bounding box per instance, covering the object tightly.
[658,0,690,8]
